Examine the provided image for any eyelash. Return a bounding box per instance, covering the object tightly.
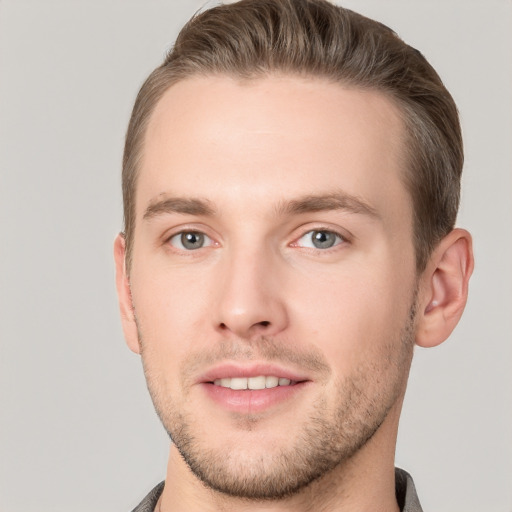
[292,228,347,251]
[163,225,349,254]
[166,230,215,251]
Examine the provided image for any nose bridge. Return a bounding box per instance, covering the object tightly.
[214,238,288,338]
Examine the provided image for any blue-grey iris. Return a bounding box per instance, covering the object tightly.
[181,232,205,250]
[312,231,337,249]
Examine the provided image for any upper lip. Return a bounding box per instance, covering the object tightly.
[196,362,310,384]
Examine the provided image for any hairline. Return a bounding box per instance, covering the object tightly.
[124,70,434,274]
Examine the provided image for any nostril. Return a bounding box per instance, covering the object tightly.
[216,319,273,335]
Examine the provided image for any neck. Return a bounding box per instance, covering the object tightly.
[158,400,402,512]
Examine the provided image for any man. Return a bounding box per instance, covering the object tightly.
[114,0,473,510]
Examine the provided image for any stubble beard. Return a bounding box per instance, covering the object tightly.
[138,301,416,501]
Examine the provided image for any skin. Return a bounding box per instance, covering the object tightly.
[114,75,473,512]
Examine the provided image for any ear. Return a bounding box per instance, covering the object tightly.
[113,233,141,354]
[416,228,474,348]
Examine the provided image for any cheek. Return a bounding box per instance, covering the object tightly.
[129,265,212,368]
[288,261,414,372]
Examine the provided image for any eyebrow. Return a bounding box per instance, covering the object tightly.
[143,196,215,220]
[277,191,380,219]
[142,191,379,221]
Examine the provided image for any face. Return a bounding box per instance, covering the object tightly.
[121,75,419,499]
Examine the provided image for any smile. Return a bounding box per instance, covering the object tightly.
[213,376,294,390]
[199,365,311,413]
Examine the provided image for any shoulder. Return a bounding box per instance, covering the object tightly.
[395,468,424,512]
[130,481,165,512]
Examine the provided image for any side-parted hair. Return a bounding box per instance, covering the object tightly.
[122,0,462,272]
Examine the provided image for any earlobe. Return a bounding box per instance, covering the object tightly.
[416,228,474,348]
[113,233,141,354]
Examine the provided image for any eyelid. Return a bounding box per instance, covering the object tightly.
[291,226,351,250]
[169,231,214,250]
[163,225,219,251]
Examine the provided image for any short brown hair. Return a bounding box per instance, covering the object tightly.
[122,0,462,272]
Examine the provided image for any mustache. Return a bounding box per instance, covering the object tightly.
[178,336,332,385]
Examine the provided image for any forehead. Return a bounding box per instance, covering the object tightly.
[138,74,410,223]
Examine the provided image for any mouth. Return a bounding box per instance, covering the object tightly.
[198,363,310,414]
[212,376,296,390]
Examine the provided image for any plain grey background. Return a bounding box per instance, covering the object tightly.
[0,1,511,511]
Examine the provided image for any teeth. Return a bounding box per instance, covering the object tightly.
[230,377,248,390]
[248,376,266,390]
[213,376,294,390]
[265,376,279,388]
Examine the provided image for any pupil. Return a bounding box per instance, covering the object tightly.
[182,232,204,249]
[313,231,335,249]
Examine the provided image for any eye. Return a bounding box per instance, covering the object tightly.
[168,231,213,250]
[296,230,344,250]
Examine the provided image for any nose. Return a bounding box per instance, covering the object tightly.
[213,245,289,340]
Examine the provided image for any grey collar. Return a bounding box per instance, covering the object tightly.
[131,467,423,512]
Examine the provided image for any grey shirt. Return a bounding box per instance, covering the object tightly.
[131,468,423,511]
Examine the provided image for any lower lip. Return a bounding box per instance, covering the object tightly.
[199,382,309,414]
